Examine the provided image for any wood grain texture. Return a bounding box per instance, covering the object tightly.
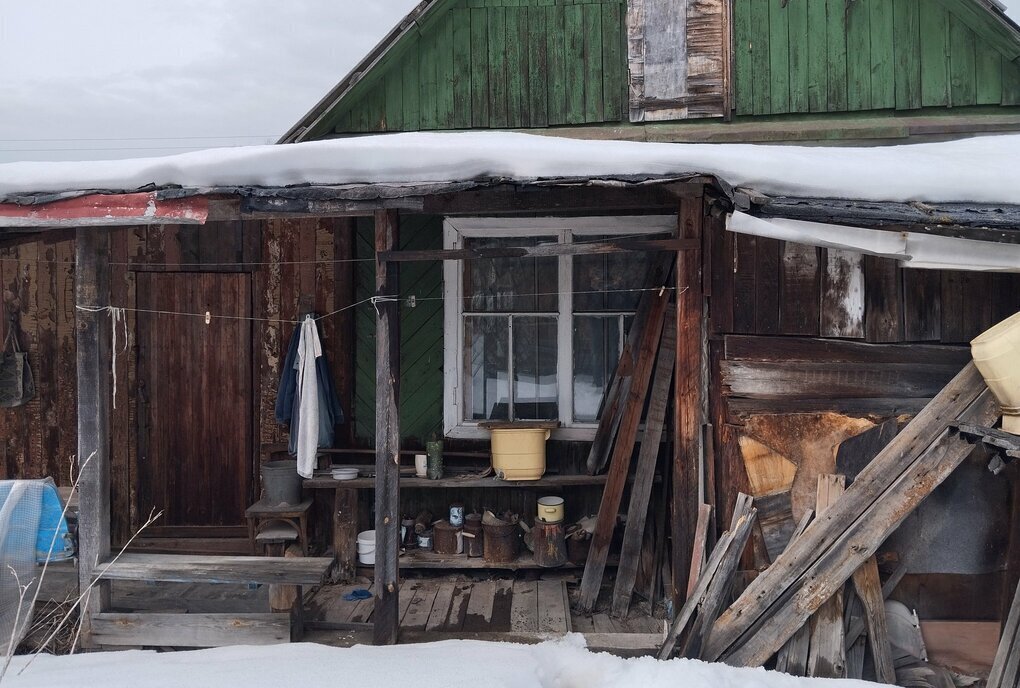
[91,613,290,647]
[806,474,846,679]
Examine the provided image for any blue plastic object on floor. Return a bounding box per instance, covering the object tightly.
[36,481,73,563]
[343,589,372,602]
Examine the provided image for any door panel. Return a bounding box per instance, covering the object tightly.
[136,272,253,530]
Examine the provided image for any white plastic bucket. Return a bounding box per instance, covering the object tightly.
[357,529,376,565]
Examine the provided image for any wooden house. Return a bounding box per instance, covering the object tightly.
[1,0,1020,662]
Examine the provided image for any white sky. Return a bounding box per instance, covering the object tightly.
[1,1,1017,164]
[0,1,419,163]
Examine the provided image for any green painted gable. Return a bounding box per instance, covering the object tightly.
[733,0,1020,116]
[313,0,627,136]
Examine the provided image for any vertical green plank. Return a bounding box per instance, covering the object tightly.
[384,68,403,131]
[583,3,604,122]
[353,94,370,132]
[436,15,456,129]
[452,8,473,128]
[893,0,921,110]
[470,8,490,127]
[949,16,977,106]
[919,5,950,107]
[734,0,755,115]
[975,41,1003,105]
[547,5,567,125]
[506,7,528,127]
[845,0,871,110]
[768,0,790,114]
[787,0,809,112]
[528,5,549,126]
[749,0,771,115]
[564,4,585,124]
[488,7,508,127]
[825,0,848,111]
[868,0,895,108]
[807,0,828,111]
[419,28,438,129]
[1003,58,1020,105]
[601,2,623,122]
[402,35,421,131]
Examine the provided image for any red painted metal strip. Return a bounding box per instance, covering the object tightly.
[0,193,209,227]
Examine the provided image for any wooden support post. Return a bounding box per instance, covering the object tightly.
[673,191,706,605]
[75,227,113,646]
[373,209,400,645]
[332,487,357,582]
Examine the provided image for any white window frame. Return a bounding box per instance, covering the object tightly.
[442,215,676,441]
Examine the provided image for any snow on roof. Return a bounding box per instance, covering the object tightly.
[0,131,1018,206]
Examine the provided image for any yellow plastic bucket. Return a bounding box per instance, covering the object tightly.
[490,428,550,481]
[972,311,1020,434]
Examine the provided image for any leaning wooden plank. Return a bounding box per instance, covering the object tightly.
[851,556,896,684]
[716,388,999,666]
[576,288,671,612]
[586,255,673,475]
[91,613,290,647]
[755,491,796,563]
[705,363,992,662]
[685,504,714,601]
[96,554,333,586]
[806,475,847,679]
[681,502,757,660]
[989,577,1020,688]
[658,495,754,660]
[610,313,677,618]
[774,509,814,677]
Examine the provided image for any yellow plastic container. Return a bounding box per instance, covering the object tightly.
[490,428,550,481]
[971,311,1020,434]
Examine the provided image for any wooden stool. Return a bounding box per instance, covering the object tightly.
[245,498,313,556]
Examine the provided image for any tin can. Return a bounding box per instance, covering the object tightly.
[449,503,464,527]
[417,531,433,551]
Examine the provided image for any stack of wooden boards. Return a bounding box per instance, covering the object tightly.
[576,255,675,617]
[658,362,1002,679]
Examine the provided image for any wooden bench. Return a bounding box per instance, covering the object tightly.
[92,553,332,648]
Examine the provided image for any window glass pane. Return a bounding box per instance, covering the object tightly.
[464,237,558,312]
[573,316,621,422]
[463,316,509,421]
[572,235,652,312]
[513,316,558,420]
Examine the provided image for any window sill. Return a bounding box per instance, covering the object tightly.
[445,425,599,442]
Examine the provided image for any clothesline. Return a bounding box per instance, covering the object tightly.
[73,285,679,326]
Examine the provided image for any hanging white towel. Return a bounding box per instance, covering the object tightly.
[294,315,322,479]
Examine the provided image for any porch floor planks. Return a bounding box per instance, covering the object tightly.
[537,580,571,633]
[402,584,440,631]
[510,581,539,633]
[426,582,458,631]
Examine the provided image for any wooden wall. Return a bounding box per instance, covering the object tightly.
[733,0,1020,117]
[0,220,356,544]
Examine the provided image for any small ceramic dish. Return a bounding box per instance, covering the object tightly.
[332,468,359,481]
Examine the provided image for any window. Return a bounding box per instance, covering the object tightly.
[443,216,674,439]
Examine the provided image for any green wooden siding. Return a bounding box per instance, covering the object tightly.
[323,0,627,134]
[733,0,1020,116]
[353,216,444,445]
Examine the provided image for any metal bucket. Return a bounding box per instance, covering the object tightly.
[262,460,301,506]
[483,521,519,563]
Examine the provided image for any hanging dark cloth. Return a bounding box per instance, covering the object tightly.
[275,317,344,453]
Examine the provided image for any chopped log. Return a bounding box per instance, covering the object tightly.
[989,577,1020,688]
[686,504,714,601]
[773,510,814,677]
[576,282,671,612]
[806,475,847,679]
[610,313,677,617]
[705,363,996,664]
[851,556,896,684]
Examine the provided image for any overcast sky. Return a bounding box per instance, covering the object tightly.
[0,1,419,163]
[2,1,1019,164]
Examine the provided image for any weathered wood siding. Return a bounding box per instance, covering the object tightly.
[733,0,1020,116]
[0,221,356,544]
[323,0,628,134]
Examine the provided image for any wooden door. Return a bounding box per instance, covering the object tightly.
[135,272,254,533]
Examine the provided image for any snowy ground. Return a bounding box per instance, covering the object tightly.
[1,636,877,688]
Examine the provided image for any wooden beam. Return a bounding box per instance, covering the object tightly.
[851,556,896,683]
[685,504,714,601]
[378,237,698,263]
[610,311,677,618]
[774,509,815,677]
[91,613,290,647]
[75,226,112,647]
[672,191,706,606]
[0,193,209,228]
[806,475,847,679]
[373,209,401,645]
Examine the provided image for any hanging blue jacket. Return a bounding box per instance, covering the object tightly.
[275,318,345,452]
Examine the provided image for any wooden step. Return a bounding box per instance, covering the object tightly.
[96,553,332,586]
[92,612,290,647]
